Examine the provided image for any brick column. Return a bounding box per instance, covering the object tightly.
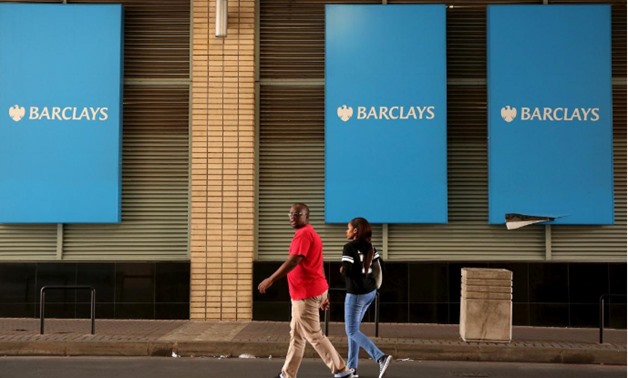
[190,0,255,320]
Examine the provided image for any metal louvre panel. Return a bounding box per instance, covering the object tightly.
[63,85,189,260]
[62,135,189,260]
[259,0,380,80]
[0,226,57,260]
[448,143,487,221]
[259,86,322,261]
[70,0,191,79]
[610,1,627,76]
[258,143,349,261]
[446,4,487,79]
[257,0,626,262]
[549,0,627,261]
[258,86,382,260]
[258,146,385,260]
[388,224,546,260]
[259,85,325,141]
[551,86,627,261]
[389,82,545,261]
[549,0,626,76]
[259,0,324,80]
[0,0,189,261]
[123,5,190,78]
[448,85,487,221]
[258,85,330,260]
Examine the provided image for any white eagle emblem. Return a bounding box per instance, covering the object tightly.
[500,105,517,123]
[9,105,26,122]
[337,105,353,122]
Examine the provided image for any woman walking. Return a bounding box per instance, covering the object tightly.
[341,217,392,378]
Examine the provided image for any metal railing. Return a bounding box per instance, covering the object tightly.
[324,288,380,337]
[39,285,96,335]
[598,293,627,344]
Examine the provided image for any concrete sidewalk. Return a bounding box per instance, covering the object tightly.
[0,318,625,365]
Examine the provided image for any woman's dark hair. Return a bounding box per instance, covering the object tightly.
[350,217,372,242]
[350,217,373,273]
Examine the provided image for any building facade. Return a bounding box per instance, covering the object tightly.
[0,0,625,328]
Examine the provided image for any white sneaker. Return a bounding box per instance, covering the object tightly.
[378,355,392,378]
[334,368,356,378]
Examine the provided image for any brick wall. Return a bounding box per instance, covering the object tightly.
[190,0,255,320]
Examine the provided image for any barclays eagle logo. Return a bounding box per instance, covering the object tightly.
[501,105,517,123]
[337,105,353,122]
[9,104,25,122]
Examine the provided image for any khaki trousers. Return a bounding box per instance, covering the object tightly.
[281,291,348,378]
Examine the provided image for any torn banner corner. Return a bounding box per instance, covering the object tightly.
[505,213,555,230]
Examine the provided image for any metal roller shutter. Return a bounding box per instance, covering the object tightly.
[259,0,381,80]
[258,0,627,262]
[551,86,627,261]
[63,85,189,261]
[550,1,627,261]
[0,226,57,261]
[388,80,545,261]
[258,85,382,260]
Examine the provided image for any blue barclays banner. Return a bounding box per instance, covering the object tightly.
[325,5,447,224]
[487,5,614,226]
[0,4,123,223]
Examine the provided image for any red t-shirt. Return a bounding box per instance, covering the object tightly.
[287,224,329,300]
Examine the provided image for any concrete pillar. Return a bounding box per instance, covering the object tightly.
[460,268,513,342]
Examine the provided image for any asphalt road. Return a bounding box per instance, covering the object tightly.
[0,356,625,378]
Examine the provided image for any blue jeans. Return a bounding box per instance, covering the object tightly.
[344,290,384,369]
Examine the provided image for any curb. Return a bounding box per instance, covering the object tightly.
[0,341,174,357]
[1,340,625,366]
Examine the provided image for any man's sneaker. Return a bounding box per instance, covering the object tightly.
[334,368,356,378]
[378,355,392,378]
[274,373,285,378]
[350,369,359,378]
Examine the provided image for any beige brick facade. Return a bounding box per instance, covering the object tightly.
[190,0,255,320]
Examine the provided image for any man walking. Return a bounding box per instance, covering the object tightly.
[258,203,354,378]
